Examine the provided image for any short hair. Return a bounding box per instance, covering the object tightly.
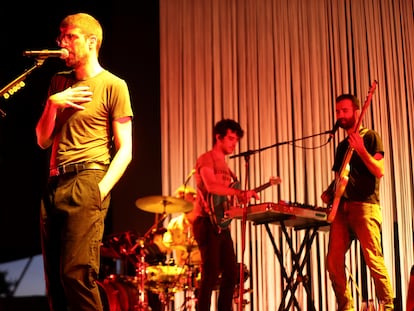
[213,119,244,144]
[60,13,103,52]
[335,94,360,110]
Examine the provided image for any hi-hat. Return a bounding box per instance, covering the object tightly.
[135,195,193,214]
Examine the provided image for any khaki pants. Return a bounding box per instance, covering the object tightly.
[327,201,394,311]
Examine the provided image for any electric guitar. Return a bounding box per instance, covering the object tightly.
[327,80,378,223]
[207,176,282,232]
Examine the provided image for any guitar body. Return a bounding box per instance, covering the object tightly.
[207,177,282,232]
[207,182,240,232]
[327,164,350,222]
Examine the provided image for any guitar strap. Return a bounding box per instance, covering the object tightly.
[198,188,209,215]
[341,127,369,199]
[343,127,369,162]
[358,127,369,138]
[229,168,238,184]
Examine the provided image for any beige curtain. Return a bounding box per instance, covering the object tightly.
[159,0,414,310]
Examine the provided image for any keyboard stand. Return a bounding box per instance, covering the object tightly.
[261,220,328,311]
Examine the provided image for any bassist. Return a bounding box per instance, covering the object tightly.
[192,119,259,311]
[321,93,394,310]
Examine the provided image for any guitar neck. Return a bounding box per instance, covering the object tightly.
[254,182,271,193]
[353,80,377,133]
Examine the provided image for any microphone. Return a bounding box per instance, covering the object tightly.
[327,120,341,143]
[23,48,69,59]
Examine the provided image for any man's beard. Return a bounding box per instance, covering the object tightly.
[339,118,355,130]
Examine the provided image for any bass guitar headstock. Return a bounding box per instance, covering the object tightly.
[269,176,282,186]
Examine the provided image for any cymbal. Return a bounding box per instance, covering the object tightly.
[135,195,193,214]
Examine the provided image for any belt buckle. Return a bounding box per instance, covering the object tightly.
[53,162,103,177]
[78,162,87,172]
[58,163,74,175]
[57,165,66,176]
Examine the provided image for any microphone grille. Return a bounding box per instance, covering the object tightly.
[60,48,69,59]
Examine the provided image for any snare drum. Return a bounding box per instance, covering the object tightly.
[146,264,188,293]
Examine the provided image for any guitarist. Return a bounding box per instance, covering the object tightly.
[192,119,259,311]
[321,94,394,310]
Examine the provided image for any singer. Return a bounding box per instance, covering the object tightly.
[321,94,394,310]
[36,13,133,311]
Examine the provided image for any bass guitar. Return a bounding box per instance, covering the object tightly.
[327,80,378,223]
[207,176,282,232]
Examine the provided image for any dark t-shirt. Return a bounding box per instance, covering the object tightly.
[47,69,133,168]
[333,128,384,204]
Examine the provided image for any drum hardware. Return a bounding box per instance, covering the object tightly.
[144,264,190,310]
[101,230,142,260]
[135,195,193,214]
[173,240,201,310]
[100,245,122,259]
[168,233,202,310]
[135,239,150,311]
[100,231,146,280]
[139,227,189,309]
[145,265,188,293]
[176,264,200,311]
[233,263,251,309]
[100,232,153,310]
[99,193,198,310]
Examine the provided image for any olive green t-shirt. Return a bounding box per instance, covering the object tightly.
[48,69,133,169]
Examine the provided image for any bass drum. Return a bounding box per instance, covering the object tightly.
[97,275,140,311]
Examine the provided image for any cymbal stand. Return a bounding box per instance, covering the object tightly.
[180,246,198,311]
[135,238,150,311]
[157,286,177,311]
[144,212,168,241]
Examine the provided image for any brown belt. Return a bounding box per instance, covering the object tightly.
[49,162,109,177]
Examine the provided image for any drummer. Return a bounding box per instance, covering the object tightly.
[163,185,201,267]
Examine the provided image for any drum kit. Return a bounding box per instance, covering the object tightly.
[99,195,251,311]
[99,195,202,311]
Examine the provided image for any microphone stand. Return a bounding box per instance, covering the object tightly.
[230,129,335,160]
[237,153,251,311]
[0,58,47,118]
[231,128,334,311]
